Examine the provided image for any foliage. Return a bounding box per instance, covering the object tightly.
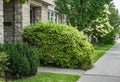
[55,0,112,30]
[0,42,39,78]
[23,22,94,69]
[12,72,80,82]
[109,3,120,34]
[86,5,114,40]
[99,31,115,44]
[3,0,28,3]
[0,52,8,82]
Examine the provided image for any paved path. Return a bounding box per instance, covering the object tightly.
[38,66,85,75]
[78,40,120,82]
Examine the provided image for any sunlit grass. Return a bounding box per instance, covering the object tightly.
[12,72,80,82]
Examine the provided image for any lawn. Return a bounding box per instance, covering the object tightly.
[93,44,113,63]
[10,44,113,82]
[12,72,80,82]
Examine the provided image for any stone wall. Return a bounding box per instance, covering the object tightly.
[22,2,30,28]
[41,4,48,22]
[4,1,14,42]
[3,0,50,42]
[0,0,3,43]
[14,0,30,41]
[4,0,30,42]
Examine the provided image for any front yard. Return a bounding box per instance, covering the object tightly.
[10,44,113,82]
[12,72,80,82]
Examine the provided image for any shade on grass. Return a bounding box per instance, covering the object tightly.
[12,72,80,82]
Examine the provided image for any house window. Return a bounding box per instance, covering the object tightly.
[48,11,58,23]
[55,14,58,23]
[51,12,54,21]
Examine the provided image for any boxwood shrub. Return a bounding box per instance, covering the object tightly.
[23,22,94,69]
[0,42,39,78]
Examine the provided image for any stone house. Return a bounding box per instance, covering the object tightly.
[47,0,66,24]
[0,0,66,43]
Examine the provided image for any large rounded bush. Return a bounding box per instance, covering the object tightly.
[23,22,94,69]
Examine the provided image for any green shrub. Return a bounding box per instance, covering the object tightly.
[0,52,8,82]
[1,42,39,78]
[23,22,94,69]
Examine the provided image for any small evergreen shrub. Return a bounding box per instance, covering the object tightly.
[23,22,94,69]
[0,42,39,78]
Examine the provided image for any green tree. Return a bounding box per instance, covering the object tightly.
[86,5,114,40]
[98,3,120,44]
[109,3,120,34]
[55,0,112,31]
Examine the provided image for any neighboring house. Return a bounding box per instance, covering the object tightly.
[0,0,66,43]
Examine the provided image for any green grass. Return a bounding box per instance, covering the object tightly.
[93,44,113,63]
[11,72,80,82]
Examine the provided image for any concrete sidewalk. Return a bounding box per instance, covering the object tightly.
[38,66,85,75]
[78,40,120,82]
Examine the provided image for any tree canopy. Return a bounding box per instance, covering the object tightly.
[55,0,120,43]
[86,4,114,38]
[109,3,120,34]
[55,0,113,30]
